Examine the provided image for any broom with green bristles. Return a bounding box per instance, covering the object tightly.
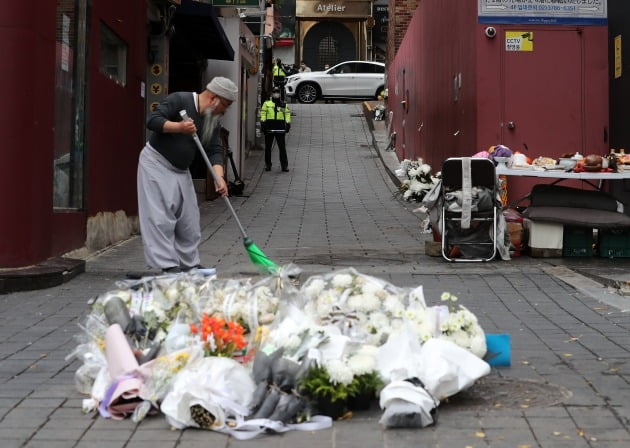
[180,110,279,274]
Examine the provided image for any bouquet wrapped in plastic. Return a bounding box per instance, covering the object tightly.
[160,356,255,430]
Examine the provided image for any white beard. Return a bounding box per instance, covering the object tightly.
[201,107,221,147]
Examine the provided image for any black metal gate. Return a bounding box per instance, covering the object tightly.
[302,22,355,71]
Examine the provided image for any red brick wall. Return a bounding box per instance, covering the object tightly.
[387,0,420,64]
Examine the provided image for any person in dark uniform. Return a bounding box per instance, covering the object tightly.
[260,87,291,172]
[272,58,287,101]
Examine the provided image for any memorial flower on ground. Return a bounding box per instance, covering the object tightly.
[438,292,487,358]
[200,280,282,331]
[139,349,198,406]
[190,314,247,358]
[395,158,441,202]
[70,267,491,435]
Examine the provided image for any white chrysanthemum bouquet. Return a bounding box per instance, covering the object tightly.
[395,158,441,202]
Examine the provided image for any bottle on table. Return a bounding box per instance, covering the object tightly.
[608,148,618,171]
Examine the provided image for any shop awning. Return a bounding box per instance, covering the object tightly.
[172,0,234,61]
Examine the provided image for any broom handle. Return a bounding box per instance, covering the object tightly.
[179,110,249,240]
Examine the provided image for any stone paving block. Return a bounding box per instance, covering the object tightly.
[383,428,437,447]
[583,427,630,441]
[432,412,481,429]
[74,441,127,448]
[478,415,531,429]
[561,388,607,406]
[608,390,630,407]
[133,415,170,430]
[24,441,82,448]
[130,428,180,441]
[179,428,229,444]
[80,428,135,441]
[590,441,630,448]
[1,406,54,425]
[524,406,572,418]
[90,416,137,431]
[519,441,590,448]
[567,406,626,428]
[482,429,538,446]
[1,439,28,448]
[28,384,76,398]
[335,420,384,446]
[31,427,86,440]
[0,427,38,441]
[45,415,93,430]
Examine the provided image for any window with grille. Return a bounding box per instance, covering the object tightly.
[318,35,338,70]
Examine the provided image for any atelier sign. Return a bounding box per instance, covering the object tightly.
[296,0,371,18]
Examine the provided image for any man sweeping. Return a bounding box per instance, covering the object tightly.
[136,77,238,273]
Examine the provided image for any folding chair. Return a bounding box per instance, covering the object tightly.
[440,157,498,262]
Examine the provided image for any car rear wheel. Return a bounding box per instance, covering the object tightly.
[297,83,318,104]
[375,86,385,100]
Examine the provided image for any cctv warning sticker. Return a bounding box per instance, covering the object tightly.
[505,31,534,51]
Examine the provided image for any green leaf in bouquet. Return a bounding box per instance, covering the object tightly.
[299,365,350,403]
[349,371,384,396]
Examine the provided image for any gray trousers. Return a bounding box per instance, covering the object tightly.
[137,144,201,269]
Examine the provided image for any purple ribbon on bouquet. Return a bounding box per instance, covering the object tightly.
[98,374,140,419]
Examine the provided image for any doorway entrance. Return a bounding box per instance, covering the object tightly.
[303,22,355,71]
[500,29,584,200]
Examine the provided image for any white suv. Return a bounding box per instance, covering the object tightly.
[284,61,385,104]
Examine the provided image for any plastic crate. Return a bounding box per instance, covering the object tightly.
[598,228,630,258]
[562,226,593,257]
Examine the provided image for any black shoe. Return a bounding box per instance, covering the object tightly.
[282,167,289,172]
[162,266,183,274]
[265,166,271,171]
[125,270,158,279]
[182,264,205,272]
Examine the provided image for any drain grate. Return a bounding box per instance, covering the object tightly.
[443,376,572,410]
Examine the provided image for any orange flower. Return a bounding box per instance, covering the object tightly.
[194,313,248,358]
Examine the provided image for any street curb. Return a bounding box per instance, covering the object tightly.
[362,101,401,188]
[0,257,85,294]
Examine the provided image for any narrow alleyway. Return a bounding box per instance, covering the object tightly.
[0,103,629,448]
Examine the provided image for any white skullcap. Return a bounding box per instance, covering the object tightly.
[206,77,238,102]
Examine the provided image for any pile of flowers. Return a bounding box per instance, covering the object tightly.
[300,269,439,346]
[395,158,441,203]
[68,266,490,437]
[190,314,247,358]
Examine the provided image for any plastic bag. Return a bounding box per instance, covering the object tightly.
[160,356,255,430]
[377,327,490,400]
[379,378,438,428]
[415,338,490,400]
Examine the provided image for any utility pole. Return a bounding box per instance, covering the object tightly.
[256,0,266,140]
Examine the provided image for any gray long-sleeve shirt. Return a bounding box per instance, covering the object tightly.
[146,92,223,170]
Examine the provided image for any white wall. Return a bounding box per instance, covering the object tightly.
[204,18,240,167]
[273,47,295,67]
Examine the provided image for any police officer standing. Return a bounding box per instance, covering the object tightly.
[260,86,291,172]
[272,58,287,100]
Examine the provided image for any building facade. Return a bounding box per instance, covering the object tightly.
[387,0,609,202]
[0,0,260,269]
[291,0,375,70]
